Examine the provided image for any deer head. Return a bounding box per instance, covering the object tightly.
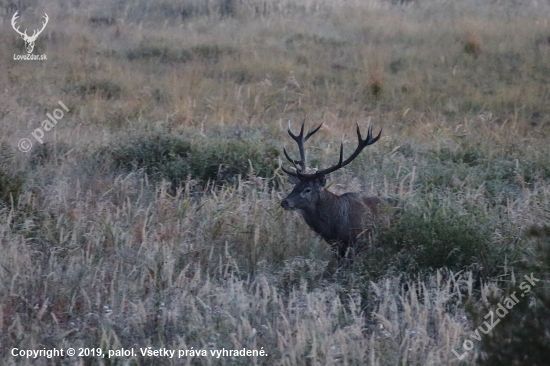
[281,119,381,214]
[12,11,49,54]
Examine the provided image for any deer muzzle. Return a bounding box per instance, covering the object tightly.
[281,199,293,210]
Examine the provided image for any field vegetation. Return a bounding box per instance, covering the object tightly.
[0,0,549,365]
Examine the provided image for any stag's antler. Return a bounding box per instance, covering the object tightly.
[34,13,49,39]
[11,11,26,38]
[283,121,381,178]
[12,12,48,41]
[282,118,323,175]
[29,13,48,41]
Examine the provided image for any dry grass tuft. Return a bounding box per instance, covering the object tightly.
[462,32,483,58]
[1,0,550,365]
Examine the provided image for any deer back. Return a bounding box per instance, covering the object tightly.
[300,190,401,255]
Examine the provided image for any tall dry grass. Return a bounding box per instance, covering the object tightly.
[1,0,549,365]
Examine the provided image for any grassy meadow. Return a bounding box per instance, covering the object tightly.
[1,0,550,364]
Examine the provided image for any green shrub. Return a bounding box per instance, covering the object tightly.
[110,133,191,185]
[371,199,503,278]
[110,128,280,187]
[468,225,550,366]
[188,136,279,184]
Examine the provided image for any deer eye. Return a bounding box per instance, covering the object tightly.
[303,188,312,193]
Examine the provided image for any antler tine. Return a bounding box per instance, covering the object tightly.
[366,124,382,145]
[287,119,323,142]
[305,123,322,141]
[11,11,26,37]
[31,13,48,40]
[284,119,323,174]
[11,11,49,40]
[281,165,298,176]
[286,119,302,141]
[337,139,344,166]
[297,122,382,178]
[283,146,299,166]
[285,120,306,173]
[11,11,19,24]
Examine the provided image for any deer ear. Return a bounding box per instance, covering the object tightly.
[288,175,301,184]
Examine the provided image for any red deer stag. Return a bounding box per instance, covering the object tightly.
[280,120,400,260]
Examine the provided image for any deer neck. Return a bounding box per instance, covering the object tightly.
[301,188,341,239]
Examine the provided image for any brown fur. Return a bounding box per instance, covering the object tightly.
[280,121,399,260]
[281,176,401,258]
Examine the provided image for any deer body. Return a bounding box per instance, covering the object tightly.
[282,177,396,258]
[280,120,400,259]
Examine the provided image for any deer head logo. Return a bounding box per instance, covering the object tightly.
[11,11,49,54]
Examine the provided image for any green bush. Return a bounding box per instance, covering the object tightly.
[110,133,191,185]
[371,199,504,278]
[188,136,279,184]
[110,129,280,187]
[468,225,550,366]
